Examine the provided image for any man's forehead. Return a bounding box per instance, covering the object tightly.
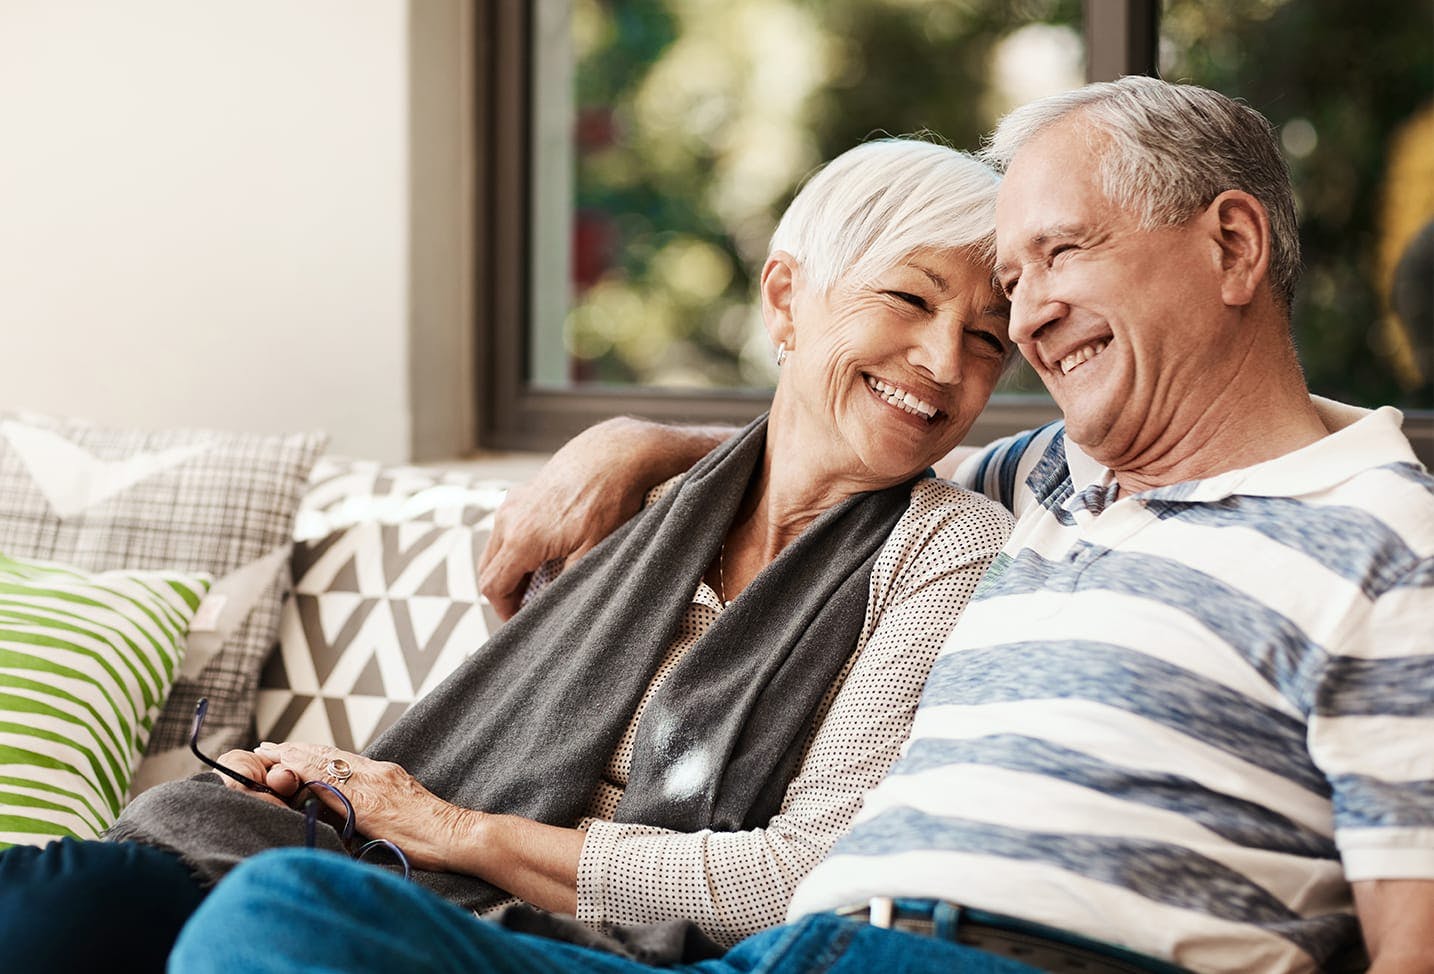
[997,117,1102,202]
[994,127,1106,260]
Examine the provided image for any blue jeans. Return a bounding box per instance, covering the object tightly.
[0,837,204,972]
[170,848,1041,974]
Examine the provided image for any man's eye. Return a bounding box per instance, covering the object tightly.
[1049,244,1076,263]
[887,291,929,310]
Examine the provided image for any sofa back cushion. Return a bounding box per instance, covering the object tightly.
[0,411,325,793]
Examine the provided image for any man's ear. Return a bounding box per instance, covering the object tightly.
[1206,190,1272,308]
[760,251,799,347]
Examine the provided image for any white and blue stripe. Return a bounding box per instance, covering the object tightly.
[788,399,1434,974]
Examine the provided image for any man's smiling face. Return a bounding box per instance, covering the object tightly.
[993,117,1231,467]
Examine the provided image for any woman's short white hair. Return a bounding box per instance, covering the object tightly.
[768,138,1001,295]
[981,75,1301,310]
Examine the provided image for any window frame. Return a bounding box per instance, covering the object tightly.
[472,0,1432,466]
[472,0,819,452]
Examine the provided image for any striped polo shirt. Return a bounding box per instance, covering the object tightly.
[786,398,1434,974]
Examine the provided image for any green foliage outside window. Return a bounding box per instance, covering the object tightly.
[558,0,1431,413]
[1163,0,1433,411]
[562,0,1079,390]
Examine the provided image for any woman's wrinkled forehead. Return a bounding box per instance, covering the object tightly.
[839,245,999,295]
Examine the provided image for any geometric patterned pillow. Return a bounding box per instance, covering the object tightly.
[0,552,211,848]
[255,458,510,752]
[0,411,325,792]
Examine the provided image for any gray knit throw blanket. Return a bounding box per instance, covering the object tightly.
[112,414,916,912]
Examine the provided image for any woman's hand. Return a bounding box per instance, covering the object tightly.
[254,742,480,872]
[213,748,302,808]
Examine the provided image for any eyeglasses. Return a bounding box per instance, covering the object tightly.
[189,697,411,879]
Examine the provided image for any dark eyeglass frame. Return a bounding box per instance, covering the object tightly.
[189,697,411,879]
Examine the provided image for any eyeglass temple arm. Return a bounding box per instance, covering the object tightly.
[357,838,412,881]
[188,698,285,797]
[297,780,356,843]
[190,699,412,881]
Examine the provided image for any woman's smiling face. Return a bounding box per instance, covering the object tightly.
[769,246,1011,488]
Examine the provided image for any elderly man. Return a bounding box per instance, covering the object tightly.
[169,78,1432,974]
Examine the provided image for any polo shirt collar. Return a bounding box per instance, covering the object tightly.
[1066,397,1416,504]
[1064,435,1109,495]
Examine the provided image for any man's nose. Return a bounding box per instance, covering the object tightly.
[1009,275,1065,345]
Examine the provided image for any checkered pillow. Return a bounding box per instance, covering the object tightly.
[255,458,509,752]
[0,411,325,790]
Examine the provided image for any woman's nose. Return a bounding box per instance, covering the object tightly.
[913,322,964,385]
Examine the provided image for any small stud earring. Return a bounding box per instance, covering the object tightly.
[775,342,789,367]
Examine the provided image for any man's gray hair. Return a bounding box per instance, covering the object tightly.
[770,138,1001,294]
[981,76,1301,310]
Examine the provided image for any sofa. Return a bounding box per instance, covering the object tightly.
[0,410,515,849]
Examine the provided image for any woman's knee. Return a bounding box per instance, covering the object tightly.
[174,849,670,974]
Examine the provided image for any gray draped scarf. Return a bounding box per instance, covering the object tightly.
[112,414,916,914]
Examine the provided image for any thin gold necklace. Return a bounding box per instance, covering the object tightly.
[718,540,729,607]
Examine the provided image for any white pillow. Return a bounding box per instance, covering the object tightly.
[256,457,509,751]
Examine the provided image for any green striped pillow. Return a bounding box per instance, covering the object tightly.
[0,552,210,849]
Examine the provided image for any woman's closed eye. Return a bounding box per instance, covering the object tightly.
[885,290,930,311]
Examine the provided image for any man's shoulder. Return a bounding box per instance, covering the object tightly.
[1258,402,1434,553]
[1319,455,1434,564]
[955,421,1072,515]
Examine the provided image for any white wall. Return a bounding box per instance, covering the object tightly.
[0,0,471,462]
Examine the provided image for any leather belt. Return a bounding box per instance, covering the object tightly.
[834,897,1190,974]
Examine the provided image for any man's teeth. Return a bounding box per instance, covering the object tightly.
[865,376,938,418]
[1059,339,1110,375]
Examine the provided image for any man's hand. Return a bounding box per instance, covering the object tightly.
[1354,878,1434,972]
[478,417,733,620]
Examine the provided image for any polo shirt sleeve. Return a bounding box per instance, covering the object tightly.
[1308,556,1434,882]
[951,421,1063,517]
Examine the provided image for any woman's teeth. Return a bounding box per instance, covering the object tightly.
[1059,339,1110,374]
[865,376,938,419]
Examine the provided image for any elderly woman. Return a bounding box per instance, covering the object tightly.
[0,138,1013,970]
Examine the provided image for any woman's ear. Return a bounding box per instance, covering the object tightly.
[1206,190,1272,308]
[760,251,799,348]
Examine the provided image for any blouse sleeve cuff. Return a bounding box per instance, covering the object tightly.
[574,819,624,926]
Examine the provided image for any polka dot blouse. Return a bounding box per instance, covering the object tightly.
[500,477,1012,947]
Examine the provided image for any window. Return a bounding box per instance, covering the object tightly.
[476,0,1089,451]
[474,0,1432,463]
[1161,0,1433,418]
